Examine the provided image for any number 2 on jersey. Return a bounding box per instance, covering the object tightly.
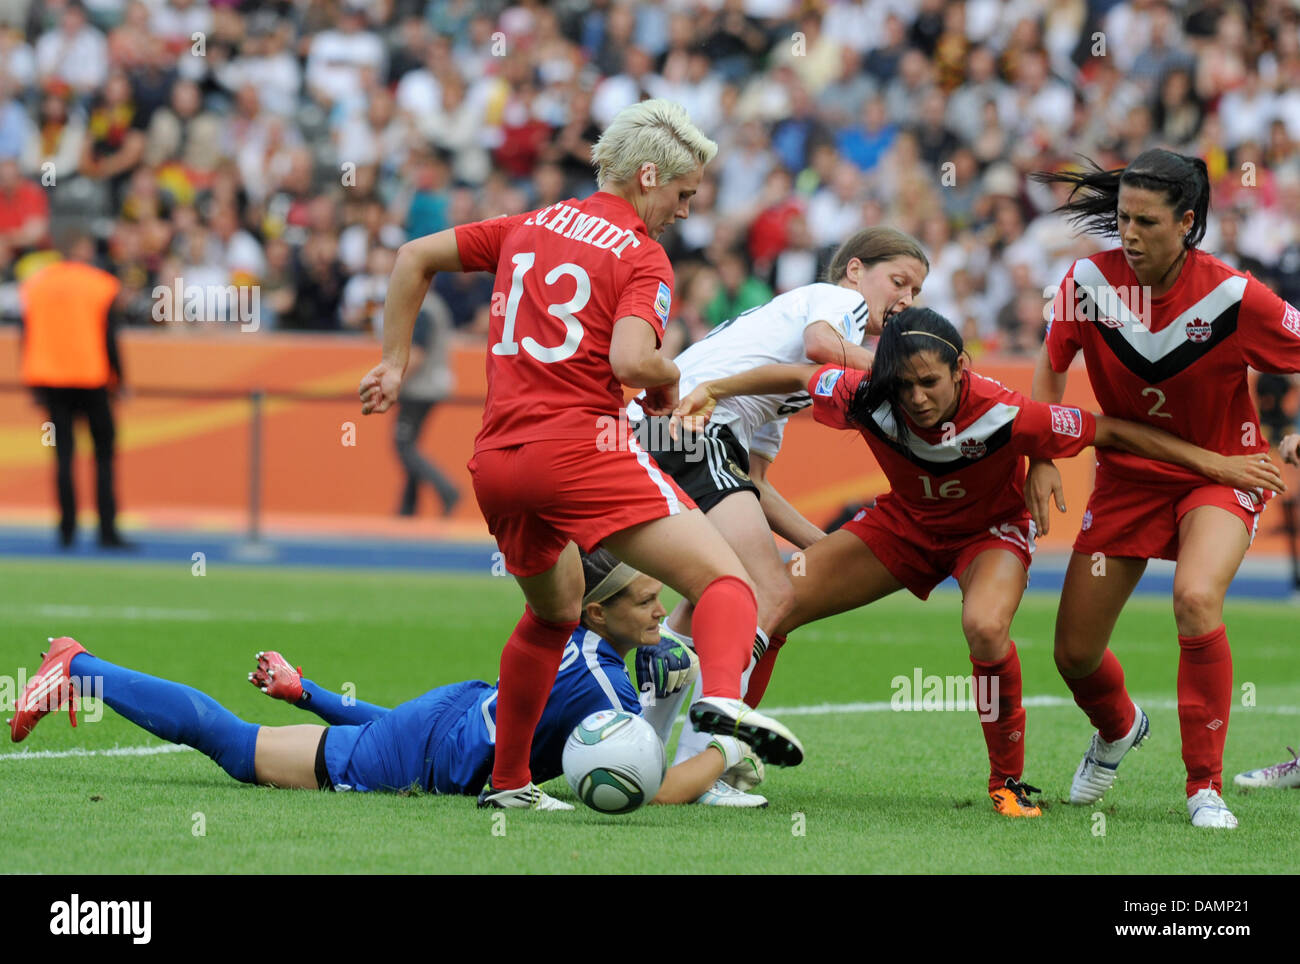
[1141,387,1173,419]
[492,252,591,363]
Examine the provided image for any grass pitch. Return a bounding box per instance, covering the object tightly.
[1,559,1297,874]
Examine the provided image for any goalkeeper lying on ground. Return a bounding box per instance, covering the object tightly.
[8,549,767,808]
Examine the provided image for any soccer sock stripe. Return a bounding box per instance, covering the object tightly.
[297,679,390,726]
[692,575,757,699]
[739,629,770,695]
[742,633,785,707]
[1177,624,1232,796]
[971,642,1025,791]
[491,607,578,791]
[69,652,259,784]
[1062,648,1135,743]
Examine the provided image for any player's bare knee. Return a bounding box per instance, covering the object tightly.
[962,612,1010,657]
[1172,584,1221,635]
[757,576,796,631]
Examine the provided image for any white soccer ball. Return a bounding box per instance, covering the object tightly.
[562,710,666,814]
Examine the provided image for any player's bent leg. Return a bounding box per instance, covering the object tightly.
[703,491,795,634]
[604,511,803,766]
[1173,506,1250,812]
[254,725,327,789]
[485,543,583,802]
[957,551,1034,811]
[1054,552,1150,803]
[774,529,906,637]
[12,639,261,783]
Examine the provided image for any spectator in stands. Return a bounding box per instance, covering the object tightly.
[34,1,108,98]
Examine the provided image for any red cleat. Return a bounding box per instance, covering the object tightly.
[10,636,89,743]
[248,651,303,703]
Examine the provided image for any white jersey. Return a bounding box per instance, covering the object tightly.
[631,282,870,457]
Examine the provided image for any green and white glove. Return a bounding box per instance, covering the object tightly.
[709,735,766,791]
[635,637,700,698]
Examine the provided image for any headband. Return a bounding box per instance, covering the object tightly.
[583,563,640,606]
[902,330,959,355]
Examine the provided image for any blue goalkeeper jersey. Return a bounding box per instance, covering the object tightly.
[467,627,644,787]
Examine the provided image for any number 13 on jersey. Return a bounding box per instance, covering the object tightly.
[492,252,592,363]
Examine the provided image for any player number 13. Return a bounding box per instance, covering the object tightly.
[492,252,591,363]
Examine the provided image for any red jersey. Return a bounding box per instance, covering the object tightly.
[1046,247,1300,485]
[454,192,674,452]
[809,364,1097,535]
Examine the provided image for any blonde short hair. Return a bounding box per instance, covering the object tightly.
[591,99,718,189]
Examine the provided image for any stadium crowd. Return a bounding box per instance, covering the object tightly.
[2,0,1300,357]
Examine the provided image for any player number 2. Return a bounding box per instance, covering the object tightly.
[1141,387,1173,419]
[492,252,591,363]
[918,476,966,499]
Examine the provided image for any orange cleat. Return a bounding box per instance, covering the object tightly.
[10,636,89,743]
[248,651,304,703]
[990,777,1043,818]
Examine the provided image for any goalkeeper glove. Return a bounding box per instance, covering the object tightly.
[635,637,700,699]
[709,735,766,792]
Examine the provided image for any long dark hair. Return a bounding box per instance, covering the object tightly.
[1030,148,1210,250]
[848,307,963,448]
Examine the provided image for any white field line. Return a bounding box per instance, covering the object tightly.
[3,696,1297,763]
[0,604,312,622]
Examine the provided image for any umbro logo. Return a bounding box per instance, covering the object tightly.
[1206,719,1224,731]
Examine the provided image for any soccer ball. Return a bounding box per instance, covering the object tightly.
[562,710,666,814]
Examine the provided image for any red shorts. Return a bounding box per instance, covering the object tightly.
[1072,470,1266,561]
[469,436,696,578]
[841,498,1035,600]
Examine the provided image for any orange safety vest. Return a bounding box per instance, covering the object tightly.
[20,261,121,388]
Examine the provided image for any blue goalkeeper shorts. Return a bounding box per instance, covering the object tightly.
[322,680,494,794]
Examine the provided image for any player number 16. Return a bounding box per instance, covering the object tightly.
[918,476,967,499]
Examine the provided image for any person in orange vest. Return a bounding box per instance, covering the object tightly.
[20,234,133,549]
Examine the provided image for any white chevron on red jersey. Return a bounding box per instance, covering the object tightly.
[454,192,673,452]
[1046,247,1300,485]
[808,364,1097,535]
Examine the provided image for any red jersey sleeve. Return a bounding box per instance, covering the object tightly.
[613,244,674,344]
[1236,274,1300,374]
[1011,397,1097,459]
[1045,264,1083,372]
[453,213,533,273]
[807,363,868,431]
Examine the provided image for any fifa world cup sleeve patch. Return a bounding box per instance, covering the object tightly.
[1283,303,1300,338]
[814,368,845,397]
[654,282,672,325]
[1049,405,1083,438]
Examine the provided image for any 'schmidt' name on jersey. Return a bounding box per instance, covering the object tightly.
[524,203,643,258]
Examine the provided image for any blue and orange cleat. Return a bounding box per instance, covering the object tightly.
[249,651,304,704]
[990,777,1043,818]
[9,636,89,743]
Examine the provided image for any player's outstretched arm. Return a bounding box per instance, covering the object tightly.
[1026,344,1070,535]
[750,453,826,549]
[360,229,461,415]
[653,736,761,804]
[1094,416,1286,493]
[670,363,821,437]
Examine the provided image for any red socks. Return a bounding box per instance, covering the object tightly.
[692,576,757,699]
[1062,648,1135,743]
[1177,624,1232,796]
[490,606,579,791]
[743,633,786,707]
[971,643,1026,791]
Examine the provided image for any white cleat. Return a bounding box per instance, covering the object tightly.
[695,779,768,808]
[690,696,804,767]
[1069,703,1150,804]
[1188,788,1238,829]
[1233,747,1300,789]
[476,782,574,811]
